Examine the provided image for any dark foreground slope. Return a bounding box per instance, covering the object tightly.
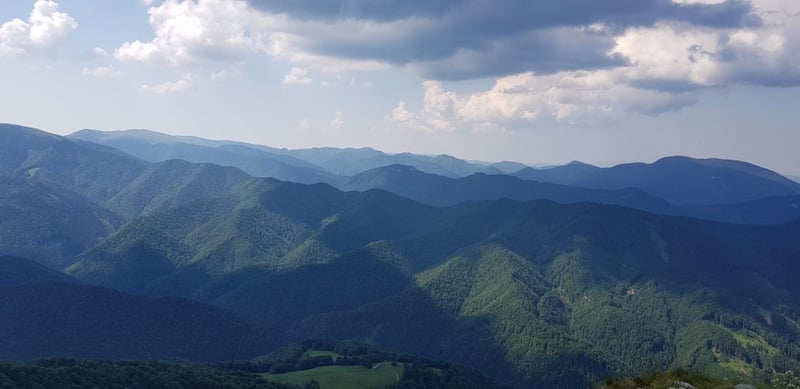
[0,360,293,389]
[0,255,74,286]
[0,282,271,361]
[0,257,271,362]
[0,340,500,389]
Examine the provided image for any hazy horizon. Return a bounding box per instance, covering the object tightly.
[2,0,799,175]
[8,123,795,177]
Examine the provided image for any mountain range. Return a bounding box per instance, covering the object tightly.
[68,127,800,224]
[2,122,800,388]
[70,128,506,180]
[514,157,800,205]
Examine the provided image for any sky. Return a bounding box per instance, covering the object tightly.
[1,0,799,175]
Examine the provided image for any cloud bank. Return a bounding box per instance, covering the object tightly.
[111,0,800,128]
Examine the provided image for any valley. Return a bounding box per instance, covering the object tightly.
[1,123,800,388]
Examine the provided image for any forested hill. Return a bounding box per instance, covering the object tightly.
[3,124,800,388]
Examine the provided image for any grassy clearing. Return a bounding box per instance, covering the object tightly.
[264,363,402,389]
[731,330,780,356]
[25,167,40,177]
[303,350,343,362]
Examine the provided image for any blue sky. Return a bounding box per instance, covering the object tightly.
[1,0,799,175]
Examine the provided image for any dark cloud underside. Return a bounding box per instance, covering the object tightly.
[248,0,759,79]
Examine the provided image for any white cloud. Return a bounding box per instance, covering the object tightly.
[141,75,193,93]
[0,0,77,57]
[330,111,345,129]
[114,0,389,73]
[82,66,121,78]
[282,67,312,85]
[115,0,274,66]
[116,0,798,130]
[92,47,108,57]
[387,0,800,131]
[391,72,699,131]
[612,17,800,88]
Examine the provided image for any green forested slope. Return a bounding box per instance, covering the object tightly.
[61,163,800,387]
[0,175,122,267]
[4,125,800,388]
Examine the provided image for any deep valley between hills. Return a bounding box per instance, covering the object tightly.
[2,123,800,388]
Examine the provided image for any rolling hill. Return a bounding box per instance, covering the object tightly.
[66,176,800,387]
[4,124,800,388]
[340,164,800,225]
[0,175,122,268]
[0,124,148,205]
[339,164,672,211]
[515,156,800,205]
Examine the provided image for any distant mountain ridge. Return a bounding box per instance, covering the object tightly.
[340,164,800,225]
[515,156,800,205]
[341,164,673,211]
[69,128,506,179]
[70,129,336,184]
[70,127,800,209]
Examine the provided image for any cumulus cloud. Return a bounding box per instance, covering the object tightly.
[282,67,312,85]
[141,75,193,93]
[119,0,799,128]
[82,66,122,78]
[91,47,108,57]
[390,73,699,131]
[115,0,275,66]
[385,0,800,129]
[0,0,77,57]
[613,18,800,89]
